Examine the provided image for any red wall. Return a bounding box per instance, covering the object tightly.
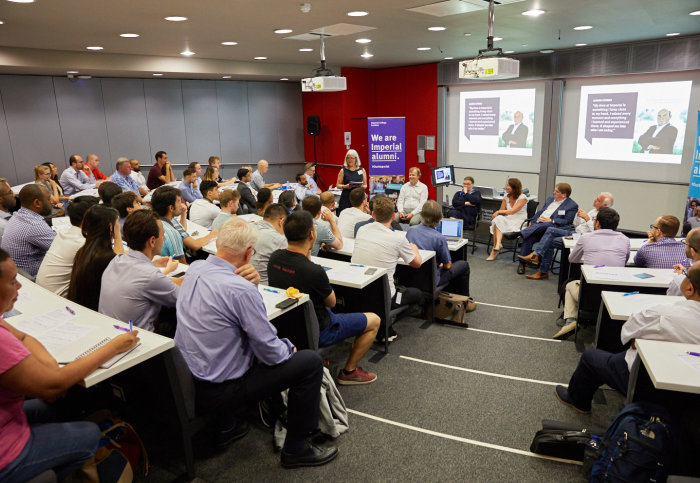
[302,63,438,198]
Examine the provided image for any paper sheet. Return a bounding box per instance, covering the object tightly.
[12,308,75,334]
[327,267,367,285]
[35,323,98,355]
[677,354,700,374]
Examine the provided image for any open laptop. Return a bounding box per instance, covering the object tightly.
[437,218,463,241]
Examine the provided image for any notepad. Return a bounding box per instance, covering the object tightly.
[57,338,141,369]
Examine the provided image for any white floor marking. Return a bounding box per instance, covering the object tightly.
[475,301,553,313]
[347,408,582,466]
[466,327,562,342]
[400,355,568,387]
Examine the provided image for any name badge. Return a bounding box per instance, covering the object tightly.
[357,169,363,175]
[558,210,565,215]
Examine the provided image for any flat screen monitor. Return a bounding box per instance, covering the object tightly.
[431,165,455,187]
[437,218,463,239]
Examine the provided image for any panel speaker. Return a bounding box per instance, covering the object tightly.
[307,115,321,136]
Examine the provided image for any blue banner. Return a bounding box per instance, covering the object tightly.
[368,117,405,176]
[684,111,700,226]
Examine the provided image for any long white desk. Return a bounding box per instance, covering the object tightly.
[634,339,700,395]
[581,265,674,288]
[259,284,310,319]
[310,255,387,289]
[328,238,436,266]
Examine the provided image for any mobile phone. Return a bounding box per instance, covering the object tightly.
[275,298,297,309]
[364,268,377,275]
[171,271,186,278]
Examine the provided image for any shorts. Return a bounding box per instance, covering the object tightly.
[318,309,367,347]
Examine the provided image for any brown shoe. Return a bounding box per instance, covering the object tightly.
[526,271,549,280]
[517,252,541,266]
[465,300,477,312]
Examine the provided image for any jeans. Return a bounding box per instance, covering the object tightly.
[534,226,571,273]
[439,260,471,296]
[0,400,100,483]
[567,349,630,411]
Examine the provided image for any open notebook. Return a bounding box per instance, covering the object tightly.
[56,337,141,369]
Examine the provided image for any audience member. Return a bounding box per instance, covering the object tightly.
[256,188,272,216]
[203,166,218,183]
[100,209,180,333]
[188,162,204,188]
[34,165,62,208]
[336,149,366,213]
[268,211,380,385]
[97,181,122,207]
[111,157,146,198]
[36,196,99,297]
[190,181,221,229]
[301,196,342,256]
[251,159,282,191]
[236,167,257,214]
[447,176,482,228]
[668,227,699,296]
[42,162,69,204]
[60,155,95,196]
[208,156,236,185]
[178,167,202,203]
[337,187,371,239]
[147,151,176,190]
[487,178,528,260]
[294,172,317,201]
[407,201,474,306]
[555,260,700,414]
[129,158,147,189]
[554,207,630,339]
[212,190,240,231]
[352,196,423,342]
[84,153,107,182]
[67,205,125,311]
[278,190,297,214]
[633,215,685,268]
[175,217,337,466]
[397,167,428,226]
[0,249,139,482]
[251,204,288,284]
[353,195,402,237]
[0,178,16,245]
[111,191,142,231]
[1,185,55,277]
[304,162,322,195]
[320,191,337,222]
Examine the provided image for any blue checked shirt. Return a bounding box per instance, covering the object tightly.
[1,208,56,277]
[633,237,687,269]
[111,170,140,194]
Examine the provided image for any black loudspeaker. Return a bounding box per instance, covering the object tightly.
[307,115,321,136]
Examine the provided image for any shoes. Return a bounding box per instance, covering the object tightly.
[465,299,477,312]
[554,385,591,414]
[517,263,526,275]
[556,317,575,328]
[281,443,339,468]
[486,247,500,261]
[376,327,398,343]
[517,252,541,266]
[486,254,497,261]
[215,420,250,449]
[526,271,549,280]
[553,321,577,340]
[337,366,377,385]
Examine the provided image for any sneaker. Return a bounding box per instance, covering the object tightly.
[554,385,591,414]
[376,327,398,343]
[337,366,377,385]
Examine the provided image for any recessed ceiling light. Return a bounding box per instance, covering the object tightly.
[0,21,4,25]
[464,33,472,37]
[164,16,187,22]
[540,49,555,53]
[361,53,374,58]
[522,9,545,16]
[428,26,446,31]
[7,0,35,3]
[443,57,454,60]
[180,50,195,56]
[222,76,232,79]
[573,25,593,30]
[153,73,163,76]
[299,48,313,52]
[575,43,587,46]
[67,70,78,74]
[254,56,267,60]
[521,43,528,46]
[280,78,289,81]
[691,10,700,15]
[504,50,515,54]
[274,28,293,34]
[347,11,368,17]
[120,33,139,38]
[221,41,238,46]
[666,32,680,36]
[77,75,92,79]
[355,38,371,44]
[417,47,431,51]
[493,37,503,41]
[86,46,103,51]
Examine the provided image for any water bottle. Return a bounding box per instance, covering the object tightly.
[445,194,449,204]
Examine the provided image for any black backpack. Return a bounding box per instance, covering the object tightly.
[584,401,675,482]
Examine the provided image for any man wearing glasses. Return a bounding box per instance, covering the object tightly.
[667,227,699,296]
[0,179,17,245]
[633,215,686,268]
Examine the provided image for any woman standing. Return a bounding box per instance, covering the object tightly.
[487,178,528,261]
[336,149,367,213]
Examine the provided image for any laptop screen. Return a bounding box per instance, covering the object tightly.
[437,219,463,238]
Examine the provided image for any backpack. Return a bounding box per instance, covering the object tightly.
[583,401,675,482]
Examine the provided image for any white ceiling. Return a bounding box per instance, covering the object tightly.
[0,0,698,81]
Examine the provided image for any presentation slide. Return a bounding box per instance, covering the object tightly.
[575,81,692,164]
[458,89,536,156]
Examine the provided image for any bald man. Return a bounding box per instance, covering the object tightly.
[501,111,528,148]
[638,108,678,154]
[251,160,282,191]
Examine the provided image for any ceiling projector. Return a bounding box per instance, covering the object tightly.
[458,57,520,80]
[301,76,347,92]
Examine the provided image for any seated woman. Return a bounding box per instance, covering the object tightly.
[278,190,297,214]
[41,162,70,207]
[487,178,528,261]
[202,166,218,183]
[256,188,272,217]
[67,206,125,311]
[34,165,66,215]
[0,249,139,482]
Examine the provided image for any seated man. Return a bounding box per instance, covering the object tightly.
[99,210,181,333]
[407,201,474,310]
[60,155,95,196]
[518,183,578,271]
[111,158,146,199]
[554,207,630,339]
[278,190,297,215]
[111,191,142,231]
[520,191,614,280]
[352,196,423,342]
[397,167,428,226]
[320,191,338,223]
[555,260,700,414]
[36,196,99,296]
[190,181,221,229]
[0,178,16,245]
[668,227,699,296]
[147,151,176,191]
[1,185,55,278]
[634,215,686,268]
[294,172,318,201]
[251,159,282,191]
[175,217,337,466]
[83,154,107,183]
[97,181,122,207]
[303,162,322,195]
[236,167,258,214]
[178,167,202,203]
[250,204,288,285]
[208,156,236,185]
[301,196,342,256]
[268,211,380,385]
[212,190,240,231]
[129,158,147,190]
[447,176,482,228]
[151,186,218,263]
[337,187,371,239]
[353,195,403,237]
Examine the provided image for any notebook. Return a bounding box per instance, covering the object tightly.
[56,336,141,369]
[437,218,463,241]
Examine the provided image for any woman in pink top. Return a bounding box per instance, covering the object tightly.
[0,249,139,482]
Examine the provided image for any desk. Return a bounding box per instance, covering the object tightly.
[238,213,262,223]
[595,292,682,353]
[325,237,437,264]
[69,188,99,200]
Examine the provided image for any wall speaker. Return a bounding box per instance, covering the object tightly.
[307,115,321,136]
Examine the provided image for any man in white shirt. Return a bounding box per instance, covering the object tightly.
[301,196,342,256]
[0,178,16,245]
[555,260,700,414]
[251,159,281,191]
[397,167,429,226]
[36,197,99,296]
[667,227,699,296]
[337,187,371,239]
[189,181,221,229]
[573,192,614,234]
[304,163,322,195]
[294,173,318,202]
[250,204,288,285]
[129,159,147,189]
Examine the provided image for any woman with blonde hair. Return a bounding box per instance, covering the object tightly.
[336,149,367,213]
[34,165,63,207]
[487,178,528,261]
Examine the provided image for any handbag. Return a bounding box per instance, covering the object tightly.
[530,420,604,461]
[434,292,476,326]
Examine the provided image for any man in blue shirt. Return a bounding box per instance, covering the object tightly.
[174,217,337,467]
[178,167,202,203]
[110,158,146,199]
[407,200,474,304]
[59,154,95,196]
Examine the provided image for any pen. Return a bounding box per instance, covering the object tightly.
[129,319,133,332]
[263,288,280,293]
[594,265,605,268]
[687,352,700,357]
[65,306,75,315]
[623,291,639,296]
[350,264,365,267]
[113,325,130,332]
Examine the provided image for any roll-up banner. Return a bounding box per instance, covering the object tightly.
[683,111,700,235]
[368,117,406,191]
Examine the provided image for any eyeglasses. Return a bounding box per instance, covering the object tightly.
[649,224,658,230]
[681,239,687,245]
[249,246,256,256]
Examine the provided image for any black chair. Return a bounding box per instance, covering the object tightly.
[487,199,539,262]
[464,206,481,254]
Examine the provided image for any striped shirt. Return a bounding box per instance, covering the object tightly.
[633,237,687,269]
[111,170,140,194]
[160,217,185,259]
[1,208,56,277]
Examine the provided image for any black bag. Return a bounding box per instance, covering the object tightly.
[530,420,604,461]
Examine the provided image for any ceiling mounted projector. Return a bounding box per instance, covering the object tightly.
[301,33,346,93]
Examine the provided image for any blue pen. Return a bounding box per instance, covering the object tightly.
[129,320,133,332]
[113,325,130,332]
[623,291,639,296]
[594,264,605,268]
[263,288,280,294]
[65,306,75,315]
[687,352,700,357]
[350,264,365,267]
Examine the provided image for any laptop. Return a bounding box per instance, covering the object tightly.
[437,218,463,241]
[475,186,495,198]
